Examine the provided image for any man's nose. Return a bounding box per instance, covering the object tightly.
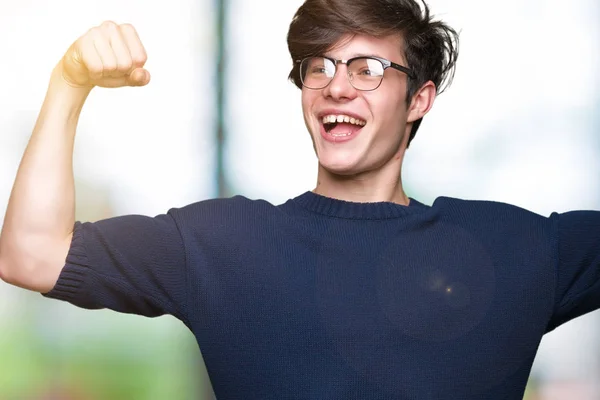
[322,64,357,101]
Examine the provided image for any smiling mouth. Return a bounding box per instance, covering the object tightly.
[322,114,366,137]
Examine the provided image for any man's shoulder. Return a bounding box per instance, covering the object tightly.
[428,195,550,223]
[171,195,277,216]
[165,195,285,230]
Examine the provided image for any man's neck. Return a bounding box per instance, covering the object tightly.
[312,165,409,206]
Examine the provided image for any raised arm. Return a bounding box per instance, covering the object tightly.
[0,21,150,293]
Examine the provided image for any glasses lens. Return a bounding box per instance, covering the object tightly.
[348,57,384,91]
[300,57,335,89]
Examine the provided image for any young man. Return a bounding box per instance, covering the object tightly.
[0,0,598,398]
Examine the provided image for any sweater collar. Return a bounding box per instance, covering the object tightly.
[290,191,428,220]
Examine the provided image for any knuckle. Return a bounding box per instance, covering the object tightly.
[101,20,118,30]
[88,26,102,38]
[132,53,147,65]
[119,23,136,32]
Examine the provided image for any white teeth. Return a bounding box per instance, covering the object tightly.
[321,114,366,126]
[329,132,351,137]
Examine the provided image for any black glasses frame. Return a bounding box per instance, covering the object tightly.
[296,55,416,91]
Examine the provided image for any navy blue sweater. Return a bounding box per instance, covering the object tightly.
[44,191,600,399]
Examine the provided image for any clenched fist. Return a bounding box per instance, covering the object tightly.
[60,21,150,89]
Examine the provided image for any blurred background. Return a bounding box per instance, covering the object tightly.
[0,0,598,398]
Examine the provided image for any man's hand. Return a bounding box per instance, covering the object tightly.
[59,21,150,89]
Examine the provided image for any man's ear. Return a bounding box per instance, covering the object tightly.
[407,81,436,123]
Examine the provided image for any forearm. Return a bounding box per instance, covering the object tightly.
[0,65,91,286]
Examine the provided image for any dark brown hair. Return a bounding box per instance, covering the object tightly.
[287,0,459,147]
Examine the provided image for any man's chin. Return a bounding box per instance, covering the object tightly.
[318,160,362,177]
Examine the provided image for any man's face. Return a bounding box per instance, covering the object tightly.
[301,34,414,176]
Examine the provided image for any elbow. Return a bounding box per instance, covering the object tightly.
[0,242,18,285]
[0,251,37,287]
[0,237,66,292]
[0,256,55,292]
[0,241,15,284]
[0,257,13,284]
[0,256,21,286]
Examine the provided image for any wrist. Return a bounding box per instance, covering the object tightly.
[48,64,93,106]
[41,65,93,124]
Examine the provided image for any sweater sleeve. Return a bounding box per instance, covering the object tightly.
[41,210,189,322]
[547,210,600,331]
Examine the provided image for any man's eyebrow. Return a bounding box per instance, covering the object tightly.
[350,53,376,58]
[322,53,379,59]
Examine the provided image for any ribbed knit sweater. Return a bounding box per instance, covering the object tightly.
[43,191,600,399]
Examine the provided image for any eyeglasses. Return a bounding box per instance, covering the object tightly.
[297,56,415,91]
